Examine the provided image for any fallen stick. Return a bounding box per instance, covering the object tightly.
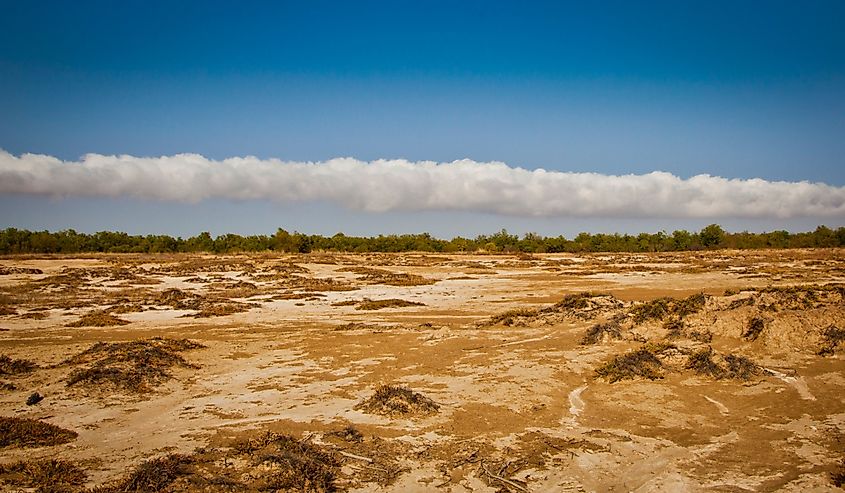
[339,451,373,463]
[481,462,528,492]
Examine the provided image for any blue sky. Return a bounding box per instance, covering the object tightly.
[0,1,843,237]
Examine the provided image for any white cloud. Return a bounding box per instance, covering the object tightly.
[1,150,843,219]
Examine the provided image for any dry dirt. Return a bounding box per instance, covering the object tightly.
[0,249,843,492]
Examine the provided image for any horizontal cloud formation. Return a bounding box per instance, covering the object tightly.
[1,150,843,218]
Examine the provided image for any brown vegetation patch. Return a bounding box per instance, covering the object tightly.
[355,299,426,311]
[355,384,439,416]
[630,293,707,324]
[831,459,845,488]
[664,318,713,342]
[0,458,86,491]
[19,310,50,319]
[595,345,673,383]
[339,266,435,286]
[66,310,130,327]
[186,301,257,318]
[0,417,78,448]
[742,316,766,341]
[0,354,37,375]
[487,292,624,326]
[0,266,44,275]
[580,318,623,345]
[230,432,339,492]
[63,337,204,393]
[94,453,193,493]
[818,325,845,356]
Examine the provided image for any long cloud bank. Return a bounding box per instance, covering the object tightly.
[1,150,843,218]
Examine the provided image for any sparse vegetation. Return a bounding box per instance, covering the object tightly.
[685,348,760,380]
[233,432,339,492]
[723,354,761,380]
[95,453,193,492]
[595,347,664,383]
[66,310,130,327]
[818,325,845,356]
[356,299,425,311]
[0,458,86,492]
[0,417,77,448]
[743,316,766,341]
[186,301,255,318]
[64,337,204,393]
[488,307,540,326]
[580,319,623,345]
[355,385,439,416]
[0,354,37,375]
[630,297,671,323]
[328,425,364,443]
[631,293,708,324]
[672,292,708,318]
[831,459,845,488]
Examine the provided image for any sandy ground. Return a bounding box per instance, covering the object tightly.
[0,249,844,492]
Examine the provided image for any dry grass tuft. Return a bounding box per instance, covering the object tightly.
[0,354,37,375]
[328,425,364,443]
[831,459,845,488]
[630,297,671,323]
[818,325,845,356]
[631,293,708,324]
[0,417,77,448]
[742,316,766,341]
[488,307,540,326]
[595,347,665,383]
[186,301,257,318]
[234,432,339,492]
[686,348,761,380]
[0,458,86,491]
[94,453,193,493]
[355,299,425,311]
[580,319,623,345]
[723,354,761,380]
[686,348,725,379]
[355,385,439,417]
[63,337,204,393]
[66,310,130,327]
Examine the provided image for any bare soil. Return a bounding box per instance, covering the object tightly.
[0,249,843,491]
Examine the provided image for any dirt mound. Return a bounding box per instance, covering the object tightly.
[355,385,439,416]
[0,417,77,448]
[150,288,199,308]
[486,292,625,327]
[63,337,204,393]
[0,354,37,375]
[66,310,130,327]
[0,459,86,492]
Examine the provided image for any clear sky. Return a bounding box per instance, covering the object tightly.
[1,0,843,237]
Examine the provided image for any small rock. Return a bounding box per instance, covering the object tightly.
[26,392,44,406]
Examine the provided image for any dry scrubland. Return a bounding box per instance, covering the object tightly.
[0,249,843,492]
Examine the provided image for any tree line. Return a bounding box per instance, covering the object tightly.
[0,225,843,255]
